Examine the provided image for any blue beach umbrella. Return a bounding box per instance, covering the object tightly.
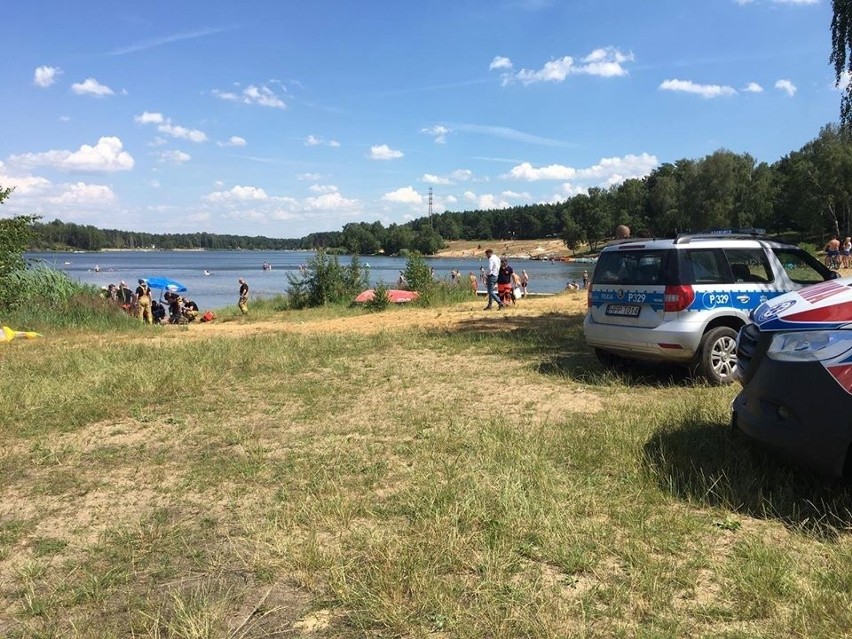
[144,276,188,297]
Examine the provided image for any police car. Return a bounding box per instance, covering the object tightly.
[583,231,836,384]
[733,278,852,476]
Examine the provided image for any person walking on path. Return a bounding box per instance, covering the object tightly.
[238,278,249,314]
[520,270,529,297]
[483,249,504,310]
[135,279,153,324]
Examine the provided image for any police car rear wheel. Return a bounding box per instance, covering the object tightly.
[697,327,738,385]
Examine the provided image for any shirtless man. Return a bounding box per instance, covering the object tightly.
[825,235,841,269]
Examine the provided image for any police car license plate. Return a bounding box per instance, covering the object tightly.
[606,303,641,317]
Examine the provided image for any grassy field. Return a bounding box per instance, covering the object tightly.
[2,294,852,638]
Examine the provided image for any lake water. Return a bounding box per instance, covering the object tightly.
[26,250,594,312]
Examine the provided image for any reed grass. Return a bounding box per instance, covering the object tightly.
[2,302,852,637]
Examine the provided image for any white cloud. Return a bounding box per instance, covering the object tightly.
[309,184,338,194]
[8,136,134,173]
[219,136,246,147]
[560,183,588,197]
[0,162,51,194]
[421,125,451,144]
[743,82,764,93]
[305,135,340,147]
[0,163,119,222]
[578,47,635,77]
[213,83,286,109]
[135,111,165,125]
[497,47,634,85]
[135,112,207,142]
[507,163,574,181]
[198,182,372,228]
[506,153,658,185]
[204,185,269,202]
[659,78,737,98]
[370,144,404,160]
[297,172,322,181]
[775,79,797,96]
[158,123,208,142]
[157,150,191,164]
[48,182,116,205]
[483,194,511,209]
[304,191,359,211]
[422,169,472,185]
[422,174,451,185]
[33,66,61,88]
[489,56,513,71]
[382,186,422,204]
[70,77,115,97]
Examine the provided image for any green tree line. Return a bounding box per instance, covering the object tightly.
[17,123,852,255]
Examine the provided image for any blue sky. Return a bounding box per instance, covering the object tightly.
[0,0,842,238]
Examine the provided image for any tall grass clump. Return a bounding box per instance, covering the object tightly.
[286,250,369,309]
[400,252,474,307]
[2,263,135,331]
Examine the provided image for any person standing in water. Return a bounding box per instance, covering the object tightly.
[238,278,249,314]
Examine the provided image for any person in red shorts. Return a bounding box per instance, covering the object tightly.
[497,257,515,306]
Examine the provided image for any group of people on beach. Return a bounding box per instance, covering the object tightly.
[101,279,204,325]
[482,249,531,309]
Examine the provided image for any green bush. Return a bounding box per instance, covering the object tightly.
[287,250,370,309]
[402,253,433,293]
[364,282,391,312]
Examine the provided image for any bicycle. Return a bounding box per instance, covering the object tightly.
[825,252,841,270]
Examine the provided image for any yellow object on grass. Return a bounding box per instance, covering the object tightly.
[1,326,43,342]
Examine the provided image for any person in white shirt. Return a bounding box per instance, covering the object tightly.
[483,248,504,310]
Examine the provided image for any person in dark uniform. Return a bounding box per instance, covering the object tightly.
[238,278,249,314]
[182,298,199,322]
[151,299,166,324]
